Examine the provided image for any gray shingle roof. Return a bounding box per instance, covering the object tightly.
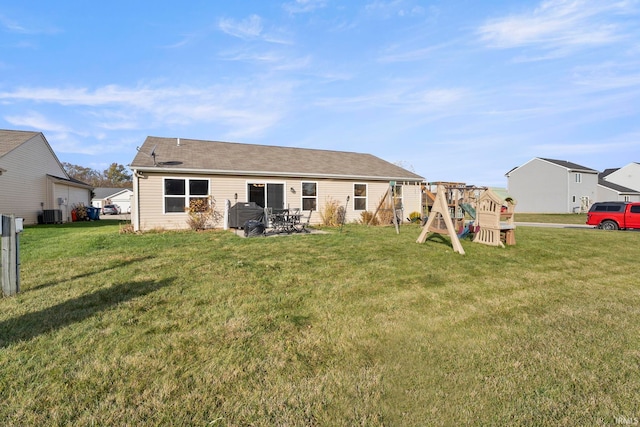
[539,158,598,172]
[598,176,640,194]
[600,168,619,178]
[0,129,40,157]
[131,136,424,181]
[93,187,132,199]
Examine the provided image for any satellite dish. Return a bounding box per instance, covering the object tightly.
[136,144,160,166]
[150,144,157,166]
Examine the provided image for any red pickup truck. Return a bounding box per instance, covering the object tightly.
[586,202,640,230]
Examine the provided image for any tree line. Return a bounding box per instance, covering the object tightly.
[63,162,132,188]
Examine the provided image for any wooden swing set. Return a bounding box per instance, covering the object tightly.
[416,184,466,254]
[368,181,401,234]
[416,183,517,254]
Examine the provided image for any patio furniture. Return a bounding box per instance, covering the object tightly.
[294,210,313,233]
[265,208,305,234]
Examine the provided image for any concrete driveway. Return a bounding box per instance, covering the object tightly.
[99,213,131,221]
[515,222,593,229]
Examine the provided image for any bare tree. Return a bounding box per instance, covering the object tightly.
[63,162,132,187]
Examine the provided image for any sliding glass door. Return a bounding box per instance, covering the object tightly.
[247,182,284,210]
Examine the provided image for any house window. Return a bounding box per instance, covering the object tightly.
[392,184,403,209]
[624,195,631,202]
[301,182,317,211]
[575,173,582,183]
[164,178,209,213]
[572,195,576,203]
[354,183,367,210]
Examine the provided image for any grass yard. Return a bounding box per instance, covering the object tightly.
[516,213,588,225]
[1,221,639,426]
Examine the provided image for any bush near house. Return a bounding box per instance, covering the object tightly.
[185,197,222,231]
[319,198,346,226]
[408,211,422,223]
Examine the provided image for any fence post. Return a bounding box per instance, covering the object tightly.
[1,214,18,296]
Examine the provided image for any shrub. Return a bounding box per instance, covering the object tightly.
[375,195,396,225]
[320,198,346,227]
[185,197,222,231]
[359,211,379,225]
[119,223,135,234]
[408,211,422,223]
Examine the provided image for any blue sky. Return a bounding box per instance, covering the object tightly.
[1,0,639,186]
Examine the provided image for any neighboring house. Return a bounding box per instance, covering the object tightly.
[506,158,598,213]
[92,187,133,213]
[129,136,425,232]
[597,172,640,202]
[600,163,640,192]
[0,129,93,224]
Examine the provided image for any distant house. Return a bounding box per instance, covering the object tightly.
[0,129,93,224]
[92,187,133,213]
[506,158,599,213]
[597,166,640,202]
[129,136,425,232]
[600,163,640,193]
[597,175,640,202]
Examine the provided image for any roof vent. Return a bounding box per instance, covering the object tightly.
[177,138,181,147]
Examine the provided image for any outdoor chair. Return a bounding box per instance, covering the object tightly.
[295,210,313,233]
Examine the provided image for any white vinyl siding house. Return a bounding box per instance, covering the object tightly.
[506,158,598,213]
[92,188,134,214]
[596,175,640,202]
[130,137,424,232]
[600,163,640,192]
[0,130,93,224]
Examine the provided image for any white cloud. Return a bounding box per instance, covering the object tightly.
[533,140,637,156]
[218,14,264,39]
[571,61,640,90]
[282,0,328,15]
[4,111,72,133]
[48,134,107,156]
[217,14,293,45]
[365,0,425,19]
[377,40,454,63]
[478,0,638,54]
[0,15,29,33]
[0,80,295,141]
[0,14,60,35]
[162,33,199,49]
[314,85,466,117]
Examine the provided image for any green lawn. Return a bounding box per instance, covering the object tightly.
[1,222,639,426]
[515,213,588,225]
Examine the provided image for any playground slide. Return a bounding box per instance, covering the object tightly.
[424,190,436,203]
[459,202,476,219]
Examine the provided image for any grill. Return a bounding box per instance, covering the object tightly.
[228,202,265,228]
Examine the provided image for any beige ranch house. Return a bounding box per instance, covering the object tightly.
[0,129,93,224]
[129,137,425,232]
